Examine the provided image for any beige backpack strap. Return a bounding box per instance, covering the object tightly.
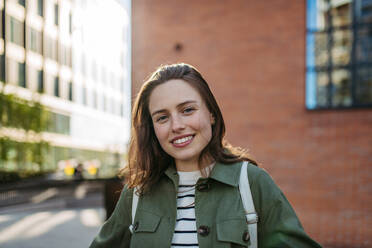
[129,188,139,234]
[239,161,258,248]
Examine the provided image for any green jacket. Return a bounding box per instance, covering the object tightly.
[90,161,322,248]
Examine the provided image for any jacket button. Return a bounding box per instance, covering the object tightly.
[242,231,250,242]
[197,225,210,236]
[133,221,139,231]
[196,182,210,192]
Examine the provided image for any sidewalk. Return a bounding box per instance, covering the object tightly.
[0,179,109,248]
[0,207,104,248]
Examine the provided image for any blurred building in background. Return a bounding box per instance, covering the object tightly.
[0,0,131,180]
[131,0,371,247]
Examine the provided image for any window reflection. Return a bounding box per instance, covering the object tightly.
[314,32,330,67]
[332,69,352,106]
[306,0,372,109]
[45,36,58,61]
[332,29,352,65]
[18,62,25,88]
[356,67,372,104]
[356,26,372,63]
[54,76,59,97]
[37,0,43,17]
[316,72,329,107]
[37,70,44,93]
[9,16,24,47]
[331,1,352,27]
[48,112,70,135]
[28,27,42,54]
[68,82,73,101]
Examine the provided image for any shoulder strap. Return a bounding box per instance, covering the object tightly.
[239,161,258,248]
[129,187,139,233]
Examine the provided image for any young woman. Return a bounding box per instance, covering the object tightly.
[90,63,321,248]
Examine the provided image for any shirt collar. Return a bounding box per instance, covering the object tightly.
[164,161,242,187]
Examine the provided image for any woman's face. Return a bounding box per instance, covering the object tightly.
[148,79,214,169]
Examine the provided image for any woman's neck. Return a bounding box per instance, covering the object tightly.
[175,160,199,172]
[175,156,214,172]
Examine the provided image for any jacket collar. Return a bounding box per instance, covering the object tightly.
[209,161,241,187]
[164,164,179,187]
[164,161,242,187]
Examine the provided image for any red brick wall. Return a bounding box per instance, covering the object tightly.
[132,0,372,247]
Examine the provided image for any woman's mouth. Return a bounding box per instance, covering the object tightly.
[171,135,194,148]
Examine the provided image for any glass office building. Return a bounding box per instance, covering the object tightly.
[0,0,131,179]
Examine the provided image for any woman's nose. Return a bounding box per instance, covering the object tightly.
[171,116,185,132]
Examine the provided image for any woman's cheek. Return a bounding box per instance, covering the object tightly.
[154,124,168,143]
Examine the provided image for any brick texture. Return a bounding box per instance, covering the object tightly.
[132,0,372,247]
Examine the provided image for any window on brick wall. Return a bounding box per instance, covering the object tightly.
[306,0,372,109]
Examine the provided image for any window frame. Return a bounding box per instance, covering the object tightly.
[306,0,372,110]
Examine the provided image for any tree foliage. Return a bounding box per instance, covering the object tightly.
[0,91,50,182]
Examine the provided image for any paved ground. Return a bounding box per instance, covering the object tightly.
[0,207,104,248]
[0,181,108,248]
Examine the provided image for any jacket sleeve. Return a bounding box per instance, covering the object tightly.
[89,185,133,248]
[250,167,322,248]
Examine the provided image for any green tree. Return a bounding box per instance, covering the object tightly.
[0,90,50,183]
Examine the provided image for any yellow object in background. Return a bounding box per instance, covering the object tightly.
[88,165,97,175]
[64,164,75,176]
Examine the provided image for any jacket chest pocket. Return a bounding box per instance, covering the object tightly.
[130,210,162,248]
[216,218,250,248]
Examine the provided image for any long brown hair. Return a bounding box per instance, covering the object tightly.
[120,63,257,193]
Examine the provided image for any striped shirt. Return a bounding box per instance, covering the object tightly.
[171,170,201,248]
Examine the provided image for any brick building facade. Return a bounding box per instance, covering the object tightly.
[131,0,372,247]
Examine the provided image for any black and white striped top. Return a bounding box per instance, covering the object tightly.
[171,170,201,248]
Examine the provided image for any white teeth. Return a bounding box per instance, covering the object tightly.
[173,136,193,144]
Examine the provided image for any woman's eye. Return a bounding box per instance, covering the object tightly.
[156,115,168,123]
[183,107,195,114]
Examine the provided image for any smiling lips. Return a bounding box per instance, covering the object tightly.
[171,135,195,148]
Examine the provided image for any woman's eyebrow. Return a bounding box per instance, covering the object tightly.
[151,109,165,117]
[151,100,197,117]
[176,100,197,109]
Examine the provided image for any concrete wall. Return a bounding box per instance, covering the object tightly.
[132,0,372,247]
